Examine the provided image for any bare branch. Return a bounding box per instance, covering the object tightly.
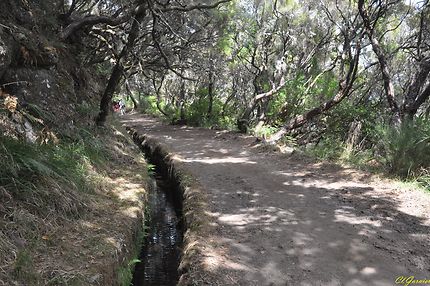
[268,34,363,142]
[161,0,231,12]
[61,14,129,40]
[358,0,400,116]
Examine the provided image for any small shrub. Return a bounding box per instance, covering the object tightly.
[186,98,224,127]
[140,95,161,115]
[186,99,210,126]
[117,259,140,286]
[376,118,430,178]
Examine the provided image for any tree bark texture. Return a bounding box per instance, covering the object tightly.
[125,80,139,110]
[237,78,286,133]
[207,68,214,119]
[346,120,363,153]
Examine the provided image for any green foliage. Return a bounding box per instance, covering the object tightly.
[267,83,305,125]
[0,129,107,199]
[217,102,238,129]
[417,173,430,191]
[303,136,376,173]
[217,34,234,56]
[25,103,56,123]
[219,113,238,130]
[94,62,112,77]
[327,100,379,141]
[376,118,430,178]
[13,250,38,283]
[117,258,141,286]
[186,98,210,126]
[186,97,224,127]
[148,93,232,128]
[252,125,278,138]
[117,217,147,286]
[305,138,345,161]
[266,73,339,125]
[119,94,140,109]
[139,95,176,119]
[139,95,156,114]
[147,163,156,177]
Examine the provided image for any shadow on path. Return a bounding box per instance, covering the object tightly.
[121,114,430,286]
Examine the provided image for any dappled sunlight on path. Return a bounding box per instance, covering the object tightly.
[122,114,430,286]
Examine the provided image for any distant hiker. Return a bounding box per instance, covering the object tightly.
[119,98,125,115]
[112,101,120,113]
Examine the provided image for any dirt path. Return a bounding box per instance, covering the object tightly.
[122,114,430,286]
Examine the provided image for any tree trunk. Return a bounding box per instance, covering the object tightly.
[95,63,124,125]
[179,79,186,122]
[61,14,131,40]
[268,89,350,142]
[207,68,214,119]
[152,76,168,116]
[358,0,400,124]
[345,120,363,153]
[358,0,430,123]
[95,5,146,126]
[402,59,430,118]
[237,78,286,133]
[156,96,168,116]
[269,36,362,142]
[222,78,236,117]
[255,98,269,131]
[125,80,139,110]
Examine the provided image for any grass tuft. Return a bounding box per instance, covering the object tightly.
[376,118,430,179]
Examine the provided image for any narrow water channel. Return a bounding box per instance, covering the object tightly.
[131,175,183,286]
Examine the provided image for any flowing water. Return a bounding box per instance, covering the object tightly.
[131,177,183,286]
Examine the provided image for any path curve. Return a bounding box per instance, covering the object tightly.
[122,114,430,286]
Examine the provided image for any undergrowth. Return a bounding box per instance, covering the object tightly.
[137,93,430,191]
[117,220,148,286]
[374,118,430,190]
[303,118,430,191]
[0,120,151,285]
[376,118,430,179]
[117,258,141,286]
[0,128,107,216]
[139,95,237,129]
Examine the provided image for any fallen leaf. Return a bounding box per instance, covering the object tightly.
[4,96,18,112]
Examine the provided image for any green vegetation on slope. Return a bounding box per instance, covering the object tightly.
[0,121,149,285]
